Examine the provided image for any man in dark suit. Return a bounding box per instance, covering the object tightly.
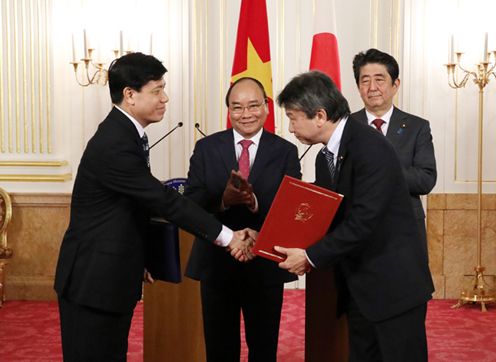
[184,77,302,362]
[275,71,434,362]
[351,48,437,258]
[54,53,253,361]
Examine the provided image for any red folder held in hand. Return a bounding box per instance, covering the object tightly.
[253,176,343,262]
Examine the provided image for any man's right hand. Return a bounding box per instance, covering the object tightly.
[222,170,255,208]
[227,228,257,262]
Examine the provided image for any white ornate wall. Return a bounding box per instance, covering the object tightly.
[2,0,493,193]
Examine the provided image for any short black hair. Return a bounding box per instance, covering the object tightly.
[276,71,350,123]
[352,48,399,85]
[108,52,167,104]
[225,77,267,106]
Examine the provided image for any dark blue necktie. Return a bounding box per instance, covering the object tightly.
[141,133,150,169]
[321,147,336,179]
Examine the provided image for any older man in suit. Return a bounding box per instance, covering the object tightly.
[275,71,434,362]
[351,48,437,258]
[184,77,301,362]
[54,53,253,361]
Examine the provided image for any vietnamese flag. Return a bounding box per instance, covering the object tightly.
[309,0,341,90]
[228,0,275,133]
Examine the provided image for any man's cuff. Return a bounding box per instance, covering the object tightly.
[220,199,229,211]
[305,251,316,268]
[214,225,233,247]
[247,193,259,213]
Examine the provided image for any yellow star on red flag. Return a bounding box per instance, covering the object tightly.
[228,0,275,133]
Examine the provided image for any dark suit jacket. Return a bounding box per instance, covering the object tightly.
[351,107,436,219]
[184,129,302,286]
[54,107,222,314]
[307,117,434,322]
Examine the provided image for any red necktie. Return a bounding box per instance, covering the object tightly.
[372,119,385,134]
[238,139,253,179]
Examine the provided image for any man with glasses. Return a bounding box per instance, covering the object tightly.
[184,77,302,362]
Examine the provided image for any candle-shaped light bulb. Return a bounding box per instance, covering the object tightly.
[483,32,488,62]
[449,34,454,64]
[71,33,76,62]
[83,29,88,59]
[120,31,124,56]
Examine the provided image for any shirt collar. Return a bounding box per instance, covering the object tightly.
[233,127,264,146]
[325,116,348,155]
[365,106,394,126]
[115,105,146,138]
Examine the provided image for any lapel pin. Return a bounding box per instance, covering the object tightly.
[397,124,407,135]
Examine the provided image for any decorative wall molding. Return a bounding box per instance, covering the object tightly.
[0,0,52,155]
[0,161,68,167]
[0,174,71,182]
[10,193,71,206]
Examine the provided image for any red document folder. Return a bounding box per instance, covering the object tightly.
[253,176,343,262]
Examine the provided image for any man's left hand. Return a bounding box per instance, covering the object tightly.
[222,170,255,208]
[275,246,311,276]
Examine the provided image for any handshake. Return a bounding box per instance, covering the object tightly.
[226,228,258,262]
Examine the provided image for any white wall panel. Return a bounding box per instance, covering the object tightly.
[403,0,496,194]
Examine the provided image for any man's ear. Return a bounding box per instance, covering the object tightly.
[123,87,135,106]
[315,109,328,127]
[393,78,401,91]
[263,99,269,117]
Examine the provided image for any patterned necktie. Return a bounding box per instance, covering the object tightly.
[372,118,385,134]
[141,133,150,169]
[321,147,336,179]
[238,139,253,179]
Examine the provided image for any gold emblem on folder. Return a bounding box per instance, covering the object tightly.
[295,203,313,222]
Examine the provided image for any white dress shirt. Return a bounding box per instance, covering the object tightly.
[365,106,394,136]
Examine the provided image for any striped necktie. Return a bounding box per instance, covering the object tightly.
[321,147,336,179]
[141,133,150,169]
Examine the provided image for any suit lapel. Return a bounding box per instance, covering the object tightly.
[248,130,273,185]
[335,119,352,187]
[355,106,408,149]
[111,106,145,153]
[353,109,368,125]
[386,107,408,148]
[219,130,238,173]
[220,129,274,184]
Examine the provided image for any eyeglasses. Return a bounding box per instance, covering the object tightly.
[229,100,266,115]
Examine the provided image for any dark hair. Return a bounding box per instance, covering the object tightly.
[225,77,267,106]
[352,48,399,85]
[276,71,350,123]
[108,52,167,104]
